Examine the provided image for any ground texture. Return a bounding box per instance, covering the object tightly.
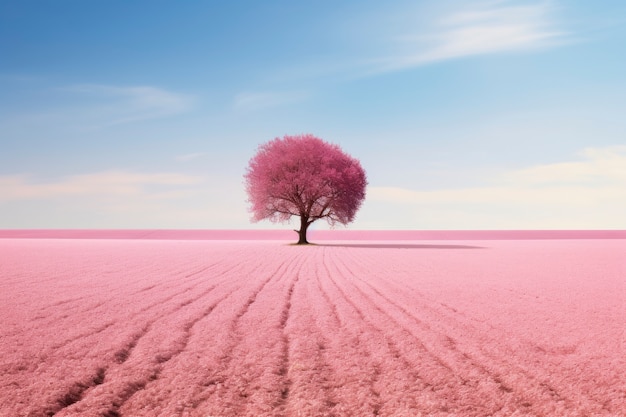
[0,238,624,416]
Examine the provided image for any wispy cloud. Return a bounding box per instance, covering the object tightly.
[65,84,193,126]
[0,171,251,228]
[365,146,626,228]
[1,83,194,134]
[503,146,626,185]
[372,1,568,73]
[233,90,309,111]
[273,0,570,82]
[175,152,206,162]
[0,170,203,202]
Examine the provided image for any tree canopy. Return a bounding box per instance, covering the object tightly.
[245,134,367,244]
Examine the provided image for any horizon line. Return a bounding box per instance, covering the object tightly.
[1,229,624,240]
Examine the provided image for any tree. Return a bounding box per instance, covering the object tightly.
[244,134,367,244]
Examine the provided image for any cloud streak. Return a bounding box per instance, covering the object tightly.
[0,170,203,202]
[274,0,570,82]
[365,146,626,228]
[1,83,195,136]
[176,152,206,162]
[65,84,194,126]
[372,1,568,73]
[0,171,252,228]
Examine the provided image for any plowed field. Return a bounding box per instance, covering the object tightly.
[1,238,624,416]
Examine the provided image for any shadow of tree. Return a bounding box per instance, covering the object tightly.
[317,243,486,249]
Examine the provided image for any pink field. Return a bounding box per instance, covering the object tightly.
[1,236,624,416]
[1,229,625,240]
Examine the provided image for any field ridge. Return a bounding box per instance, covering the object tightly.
[1,238,624,416]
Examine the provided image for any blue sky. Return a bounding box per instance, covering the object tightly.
[1,0,625,229]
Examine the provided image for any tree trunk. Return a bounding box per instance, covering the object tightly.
[296,216,310,245]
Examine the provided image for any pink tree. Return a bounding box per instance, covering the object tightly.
[245,134,367,244]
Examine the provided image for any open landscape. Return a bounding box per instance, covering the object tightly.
[3,1,626,416]
[1,233,624,416]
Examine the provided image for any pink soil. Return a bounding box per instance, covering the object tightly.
[0,238,624,416]
[1,229,625,240]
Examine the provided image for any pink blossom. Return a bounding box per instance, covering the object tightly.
[245,134,367,244]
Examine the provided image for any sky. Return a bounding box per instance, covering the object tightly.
[1,0,625,230]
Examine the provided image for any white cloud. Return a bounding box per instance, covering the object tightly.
[0,171,256,229]
[176,152,206,162]
[1,83,194,135]
[502,146,626,186]
[374,1,567,72]
[363,146,626,228]
[269,1,570,82]
[65,84,193,126]
[0,170,203,202]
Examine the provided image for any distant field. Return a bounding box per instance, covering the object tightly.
[1,229,625,240]
[1,237,624,416]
